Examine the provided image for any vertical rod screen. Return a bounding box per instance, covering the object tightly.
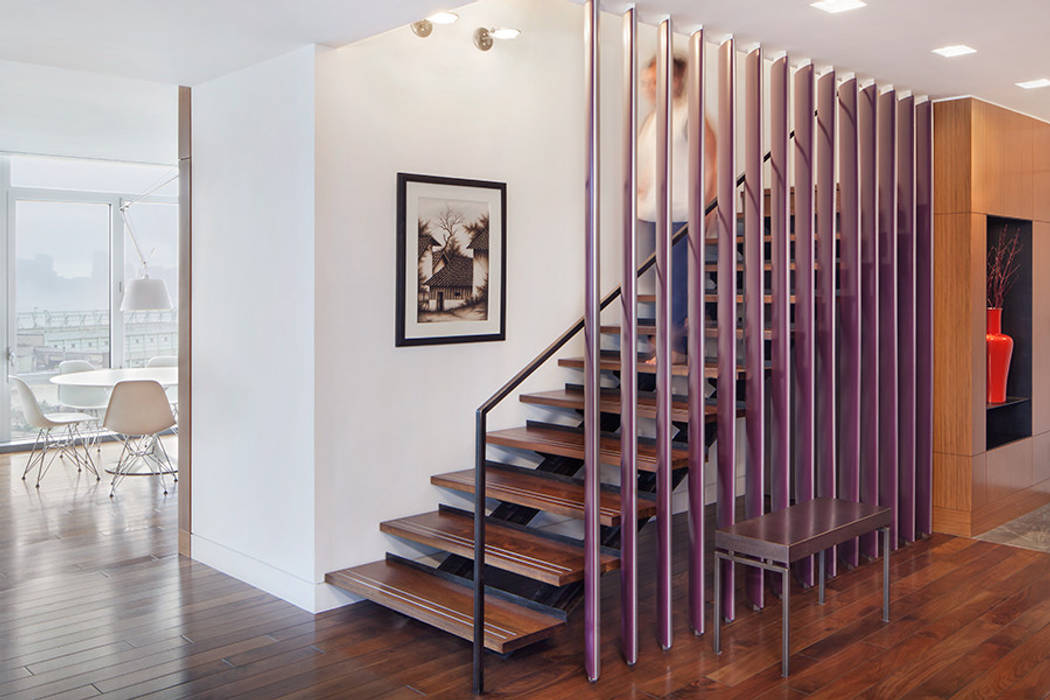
[859,83,880,558]
[793,63,816,586]
[915,98,935,537]
[877,88,899,550]
[897,95,917,544]
[582,0,601,681]
[686,27,706,637]
[716,36,737,620]
[655,17,674,651]
[619,6,638,666]
[838,77,862,567]
[770,56,791,528]
[743,46,765,609]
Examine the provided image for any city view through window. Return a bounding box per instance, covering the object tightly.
[4,156,178,443]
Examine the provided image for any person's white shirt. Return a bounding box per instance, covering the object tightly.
[637,98,690,223]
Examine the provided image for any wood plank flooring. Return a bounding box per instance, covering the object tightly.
[2,444,1049,698]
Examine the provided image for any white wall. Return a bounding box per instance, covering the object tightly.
[191,45,319,610]
[0,58,177,163]
[313,0,628,589]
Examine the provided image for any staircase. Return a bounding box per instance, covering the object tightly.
[325,284,722,651]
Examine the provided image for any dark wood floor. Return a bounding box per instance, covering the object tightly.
[3,446,1050,699]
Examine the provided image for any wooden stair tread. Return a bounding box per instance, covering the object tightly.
[325,559,564,653]
[431,464,656,526]
[520,388,711,422]
[601,322,773,340]
[380,510,618,586]
[638,293,798,303]
[558,355,752,377]
[486,425,688,473]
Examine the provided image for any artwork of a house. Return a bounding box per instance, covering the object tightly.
[423,255,474,311]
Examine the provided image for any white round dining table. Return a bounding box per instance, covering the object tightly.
[49,367,178,388]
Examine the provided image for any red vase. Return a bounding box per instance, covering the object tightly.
[986,307,1013,404]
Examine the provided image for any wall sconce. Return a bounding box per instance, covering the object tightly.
[411,11,459,38]
[473,27,522,51]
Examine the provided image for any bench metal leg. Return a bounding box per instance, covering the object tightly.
[781,568,790,677]
[882,526,891,623]
[713,553,721,654]
[818,549,825,605]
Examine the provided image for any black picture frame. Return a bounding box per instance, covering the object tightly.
[396,172,507,347]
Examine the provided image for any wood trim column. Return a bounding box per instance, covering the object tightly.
[178,85,192,557]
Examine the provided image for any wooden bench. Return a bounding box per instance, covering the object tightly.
[713,498,893,676]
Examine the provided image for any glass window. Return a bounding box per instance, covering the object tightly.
[9,154,177,197]
[123,201,178,367]
[11,200,111,441]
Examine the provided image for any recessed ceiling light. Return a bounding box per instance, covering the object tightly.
[427,11,459,24]
[810,0,867,13]
[490,27,521,40]
[932,45,976,58]
[1016,78,1050,90]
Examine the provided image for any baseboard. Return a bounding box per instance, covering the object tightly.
[190,534,359,613]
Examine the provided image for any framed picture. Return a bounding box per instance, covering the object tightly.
[396,172,507,347]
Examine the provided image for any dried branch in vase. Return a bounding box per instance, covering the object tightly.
[987,230,1021,309]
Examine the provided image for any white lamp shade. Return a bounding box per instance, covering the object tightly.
[122,277,172,311]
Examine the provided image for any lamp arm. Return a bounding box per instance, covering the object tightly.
[120,206,150,276]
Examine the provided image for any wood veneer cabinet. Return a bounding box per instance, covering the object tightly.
[933,98,1050,536]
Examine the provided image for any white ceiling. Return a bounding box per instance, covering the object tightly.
[635,0,1050,122]
[0,0,1047,121]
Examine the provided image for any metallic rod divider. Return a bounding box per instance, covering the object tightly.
[686,27,706,638]
[793,63,816,587]
[839,77,862,568]
[743,46,765,610]
[816,69,838,579]
[877,88,899,550]
[915,98,934,537]
[859,82,880,559]
[620,5,639,666]
[716,36,737,620]
[769,55,791,597]
[897,95,917,544]
[583,0,601,683]
[655,16,674,651]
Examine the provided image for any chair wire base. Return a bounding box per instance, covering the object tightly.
[107,434,176,497]
[21,425,99,487]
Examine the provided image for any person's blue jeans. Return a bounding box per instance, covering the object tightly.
[639,220,689,353]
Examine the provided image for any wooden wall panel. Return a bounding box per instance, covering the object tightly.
[933,212,985,456]
[933,452,972,512]
[1036,123,1050,223]
[1033,221,1050,435]
[972,451,988,510]
[1032,430,1050,487]
[971,100,1035,220]
[933,99,972,216]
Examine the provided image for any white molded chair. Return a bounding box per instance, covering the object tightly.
[57,360,109,451]
[103,380,176,497]
[145,356,179,418]
[11,376,98,487]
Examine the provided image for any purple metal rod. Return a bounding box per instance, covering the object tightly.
[897,95,916,544]
[793,63,816,587]
[582,0,601,681]
[838,77,862,568]
[915,98,934,537]
[770,56,791,521]
[686,27,706,637]
[743,46,765,609]
[619,6,638,666]
[655,17,673,651]
[877,88,899,551]
[858,83,880,559]
[717,37,737,621]
[816,69,838,578]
